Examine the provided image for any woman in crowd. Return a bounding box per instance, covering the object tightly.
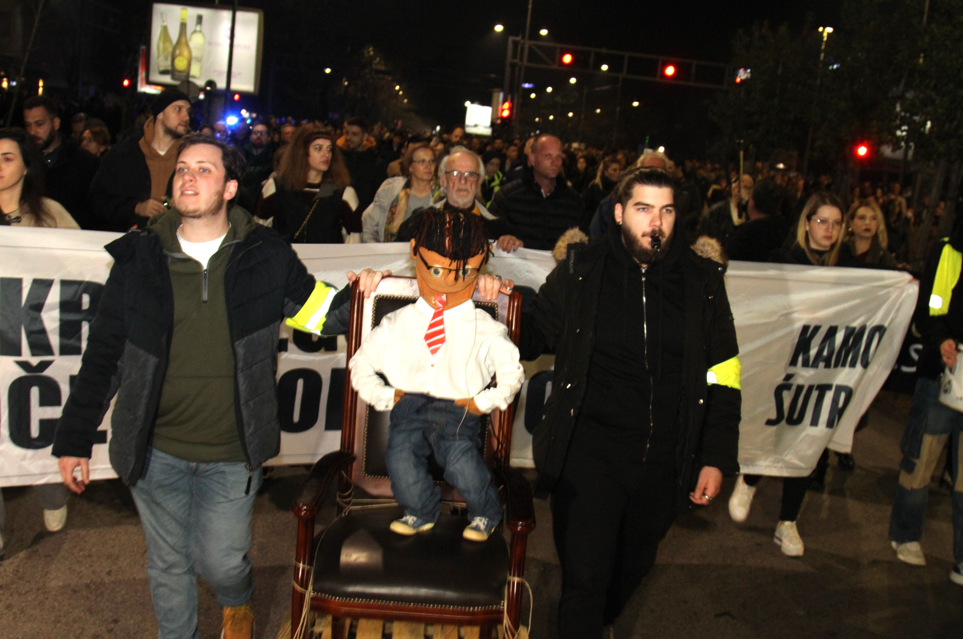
[480,150,503,207]
[255,124,359,243]
[0,128,77,554]
[838,199,900,269]
[0,128,79,228]
[730,192,847,557]
[361,142,442,243]
[80,125,111,158]
[583,158,622,221]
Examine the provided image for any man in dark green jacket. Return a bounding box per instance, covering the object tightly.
[522,168,741,639]
[53,134,344,639]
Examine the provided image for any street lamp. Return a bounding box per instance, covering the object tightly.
[569,77,576,84]
[600,64,609,71]
[546,86,553,93]
[539,28,548,36]
[324,68,331,74]
[494,24,504,32]
[632,101,640,107]
[530,92,536,99]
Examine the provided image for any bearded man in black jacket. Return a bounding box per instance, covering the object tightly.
[521,168,741,638]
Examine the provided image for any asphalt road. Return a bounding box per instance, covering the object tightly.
[1,390,960,638]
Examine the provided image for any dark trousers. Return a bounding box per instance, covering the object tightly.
[743,474,811,521]
[551,443,677,639]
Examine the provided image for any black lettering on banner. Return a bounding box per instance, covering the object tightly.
[8,374,61,449]
[785,384,814,426]
[811,326,837,369]
[765,374,794,426]
[277,368,322,433]
[291,331,338,353]
[789,325,821,368]
[861,326,887,368]
[1,278,54,356]
[524,370,554,434]
[59,280,103,356]
[834,326,866,368]
[809,384,835,426]
[325,367,345,431]
[826,385,854,429]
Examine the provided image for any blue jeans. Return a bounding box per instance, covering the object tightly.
[386,394,502,524]
[130,447,262,639]
[889,377,963,565]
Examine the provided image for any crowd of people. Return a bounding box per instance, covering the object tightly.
[1,86,960,639]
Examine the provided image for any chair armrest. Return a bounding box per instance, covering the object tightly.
[292,450,356,521]
[493,466,536,535]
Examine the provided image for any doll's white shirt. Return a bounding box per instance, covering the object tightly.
[349,297,524,414]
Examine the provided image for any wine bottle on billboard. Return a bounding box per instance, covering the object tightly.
[157,12,173,75]
[171,8,192,82]
[189,14,205,79]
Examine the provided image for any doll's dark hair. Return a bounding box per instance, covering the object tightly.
[410,207,492,277]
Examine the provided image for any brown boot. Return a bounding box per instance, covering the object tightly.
[221,603,255,639]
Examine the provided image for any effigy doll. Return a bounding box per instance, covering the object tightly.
[349,207,524,541]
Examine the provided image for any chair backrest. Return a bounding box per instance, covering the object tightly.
[340,276,522,500]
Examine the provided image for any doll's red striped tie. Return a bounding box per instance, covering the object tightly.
[425,295,446,356]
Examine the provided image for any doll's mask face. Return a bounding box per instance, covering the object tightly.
[410,240,485,309]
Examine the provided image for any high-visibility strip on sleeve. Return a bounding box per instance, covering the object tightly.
[930,241,962,316]
[707,356,741,390]
[285,282,338,334]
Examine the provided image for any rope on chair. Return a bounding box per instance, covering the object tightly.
[292,529,329,639]
[502,576,533,639]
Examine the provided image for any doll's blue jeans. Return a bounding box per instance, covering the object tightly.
[386,393,502,524]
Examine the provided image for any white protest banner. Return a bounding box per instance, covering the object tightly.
[0,227,555,487]
[0,227,918,485]
[728,261,918,477]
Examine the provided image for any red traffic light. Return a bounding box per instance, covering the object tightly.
[663,64,676,77]
[233,93,241,102]
[500,101,513,119]
[855,143,869,158]
[122,78,130,88]
[561,53,573,65]
[734,77,741,84]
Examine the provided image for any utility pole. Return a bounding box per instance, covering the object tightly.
[801,26,832,178]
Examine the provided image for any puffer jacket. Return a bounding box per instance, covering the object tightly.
[52,206,340,486]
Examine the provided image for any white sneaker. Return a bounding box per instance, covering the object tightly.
[891,541,926,566]
[728,475,756,523]
[774,521,804,557]
[43,505,67,533]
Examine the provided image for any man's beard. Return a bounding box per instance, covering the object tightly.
[176,186,227,219]
[621,224,673,265]
[33,130,56,151]
[447,187,475,211]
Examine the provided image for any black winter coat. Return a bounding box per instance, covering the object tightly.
[88,136,157,232]
[522,229,742,512]
[488,168,583,250]
[53,208,324,486]
[42,138,99,230]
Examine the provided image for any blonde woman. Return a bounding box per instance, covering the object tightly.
[770,192,846,265]
[838,198,899,269]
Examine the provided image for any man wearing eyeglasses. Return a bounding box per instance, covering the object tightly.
[488,134,583,253]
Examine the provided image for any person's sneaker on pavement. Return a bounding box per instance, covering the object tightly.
[951,564,963,586]
[463,516,497,542]
[774,521,804,557]
[389,513,435,536]
[890,541,926,566]
[221,603,255,639]
[728,475,756,523]
[43,505,67,533]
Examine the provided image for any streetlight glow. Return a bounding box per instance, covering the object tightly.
[324,68,331,74]
[569,77,576,84]
[632,101,640,107]
[539,28,548,36]
[595,108,601,114]
[546,86,553,93]
[567,112,573,117]
[658,146,665,153]
[601,64,609,71]
[530,93,536,99]
[465,101,471,107]
[549,115,554,120]
[494,24,504,32]
[395,85,400,90]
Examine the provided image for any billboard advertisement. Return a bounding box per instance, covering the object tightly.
[148,3,263,93]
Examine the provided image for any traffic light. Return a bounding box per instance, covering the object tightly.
[855,143,870,159]
[663,64,676,77]
[500,100,512,121]
[233,93,241,102]
[122,78,130,88]
[561,52,574,65]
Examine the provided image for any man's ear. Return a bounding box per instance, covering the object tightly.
[614,202,623,226]
[53,117,61,132]
[223,179,238,201]
[410,238,417,260]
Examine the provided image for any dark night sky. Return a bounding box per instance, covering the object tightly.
[278,0,844,149]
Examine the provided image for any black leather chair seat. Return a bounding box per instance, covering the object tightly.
[313,507,509,610]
